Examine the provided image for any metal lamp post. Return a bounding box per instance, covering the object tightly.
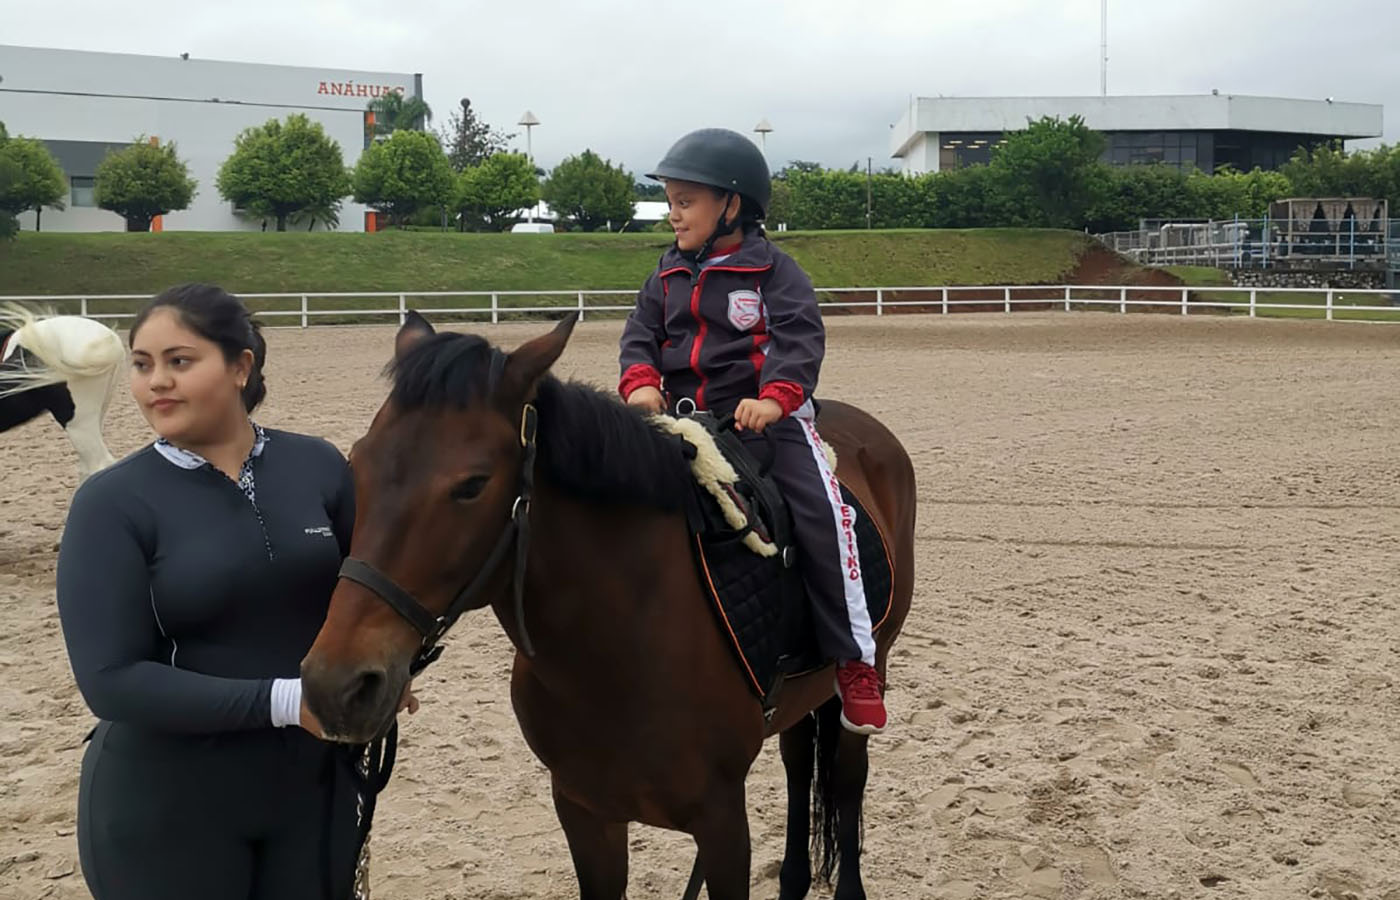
[753,117,773,152]
[519,110,540,223]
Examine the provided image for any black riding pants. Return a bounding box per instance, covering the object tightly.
[738,415,876,665]
[77,720,361,900]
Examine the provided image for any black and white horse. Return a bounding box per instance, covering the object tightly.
[1,305,126,482]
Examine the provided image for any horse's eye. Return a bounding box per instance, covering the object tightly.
[450,475,490,502]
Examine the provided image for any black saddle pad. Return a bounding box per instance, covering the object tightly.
[690,483,894,703]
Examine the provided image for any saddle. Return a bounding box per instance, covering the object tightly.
[652,412,894,710]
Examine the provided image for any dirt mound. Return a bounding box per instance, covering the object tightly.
[1066,244,1182,287]
[821,241,1190,316]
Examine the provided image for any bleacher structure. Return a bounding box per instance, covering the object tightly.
[1094,198,1398,286]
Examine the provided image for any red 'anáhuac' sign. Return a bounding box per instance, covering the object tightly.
[317,82,407,98]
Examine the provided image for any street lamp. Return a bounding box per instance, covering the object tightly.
[753,117,773,152]
[519,110,540,222]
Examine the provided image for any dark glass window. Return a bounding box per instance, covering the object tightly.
[71,176,95,207]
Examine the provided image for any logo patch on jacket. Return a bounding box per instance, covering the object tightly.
[726,289,763,331]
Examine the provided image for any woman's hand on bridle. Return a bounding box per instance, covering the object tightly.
[299,696,325,738]
[296,681,416,740]
[398,682,419,716]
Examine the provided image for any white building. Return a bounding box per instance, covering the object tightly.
[513,200,671,229]
[0,45,421,232]
[890,94,1384,175]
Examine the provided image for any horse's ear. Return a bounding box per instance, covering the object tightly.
[501,313,578,402]
[395,310,435,360]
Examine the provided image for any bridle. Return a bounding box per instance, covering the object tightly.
[337,403,540,675]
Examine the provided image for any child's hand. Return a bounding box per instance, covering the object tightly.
[735,397,784,433]
[626,386,666,413]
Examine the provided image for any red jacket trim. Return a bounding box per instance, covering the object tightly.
[759,380,804,416]
[618,364,662,400]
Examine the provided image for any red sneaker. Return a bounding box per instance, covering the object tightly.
[835,661,887,734]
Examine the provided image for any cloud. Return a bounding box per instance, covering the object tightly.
[8,0,1396,175]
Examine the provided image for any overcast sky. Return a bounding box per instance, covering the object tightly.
[9,0,1396,178]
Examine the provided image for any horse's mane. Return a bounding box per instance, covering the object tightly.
[388,331,692,511]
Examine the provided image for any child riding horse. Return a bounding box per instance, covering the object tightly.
[300,310,916,900]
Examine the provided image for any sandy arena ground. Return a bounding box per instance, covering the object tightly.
[2,313,1397,900]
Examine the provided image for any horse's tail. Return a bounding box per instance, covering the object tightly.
[810,696,852,886]
[0,304,127,401]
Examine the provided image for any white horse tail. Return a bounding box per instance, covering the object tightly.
[0,304,128,400]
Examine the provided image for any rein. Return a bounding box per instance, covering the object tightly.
[337,402,540,675]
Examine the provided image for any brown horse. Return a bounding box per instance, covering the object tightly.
[301,312,916,900]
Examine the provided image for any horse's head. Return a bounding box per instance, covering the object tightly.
[301,311,575,743]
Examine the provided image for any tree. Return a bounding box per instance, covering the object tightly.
[1085,164,1191,232]
[455,152,539,231]
[0,133,66,231]
[217,114,350,232]
[765,179,792,226]
[634,182,667,200]
[366,92,433,138]
[94,138,197,232]
[439,98,512,171]
[540,150,634,232]
[0,123,17,239]
[1282,143,1399,211]
[784,169,866,229]
[1186,166,1290,220]
[774,160,824,179]
[927,165,1008,228]
[351,129,454,226]
[990,115,1109,229]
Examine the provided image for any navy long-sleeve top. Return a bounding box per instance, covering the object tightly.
[55,428,354,734]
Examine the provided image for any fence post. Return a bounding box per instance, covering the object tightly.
[1326,289,1334,322]
[1249,289,1257,318]
[876,288,883,316]
[1119,286,1127,314]
[300,295,308,329]
[1063,285,1071,312]
[1180,287,1188,316]
[577,291,586,323]
[1003,286,1011,314]
[941,286,948,315]
[398,294,407,326]
[80,297,89,317]
[491,293,499,325]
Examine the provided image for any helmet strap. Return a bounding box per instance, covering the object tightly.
[684,192,739,269]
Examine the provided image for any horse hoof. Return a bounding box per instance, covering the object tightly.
[776,862,810,900]
[833,881,867,900]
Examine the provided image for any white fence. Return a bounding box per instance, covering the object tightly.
[3,284,1397,325]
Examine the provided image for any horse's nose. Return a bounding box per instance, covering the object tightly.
[300,657,392,739]
[339,665,390,718]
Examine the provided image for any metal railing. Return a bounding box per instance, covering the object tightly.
[3,284,1397,326]
[1095,217,1400,270]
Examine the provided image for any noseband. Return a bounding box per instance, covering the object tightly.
[337,403,540,675]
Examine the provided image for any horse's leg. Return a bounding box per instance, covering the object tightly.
[552,779,628,900]
[53,378,114,480]
[831,728,871,900]
[680,855,704,900]
[691,784,751,900]
[777,712,817,900]
[807,698,870,899]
